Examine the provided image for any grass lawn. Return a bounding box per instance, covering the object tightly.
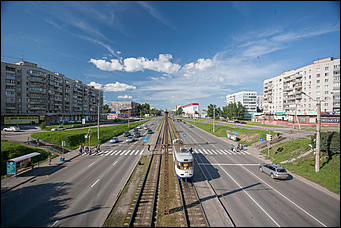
[1,140,53,178]
[31,120,148,150]
[261,138,340,194]
[187,120,279,146]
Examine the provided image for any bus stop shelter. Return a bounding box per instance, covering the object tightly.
[6,152,40,175]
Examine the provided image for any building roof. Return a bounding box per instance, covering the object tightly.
[181,103,199,108]
[8,152,40,163]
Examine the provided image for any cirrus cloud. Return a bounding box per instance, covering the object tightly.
[118,95,132,99]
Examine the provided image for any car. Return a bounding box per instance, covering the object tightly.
[143,126,148,130]
[51,126,66,131]
[147,129,153,134]
[3,126,20,132]
[109,136,119,143]
[133,131,141,138]
[124,131,131,137]
[125,135,134,143]
[136,126,141,129]
[259,163,289,179]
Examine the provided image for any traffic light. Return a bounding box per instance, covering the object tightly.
[266,134,272,141]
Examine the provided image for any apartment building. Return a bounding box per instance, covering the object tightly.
[256,95,264,111]
[110,101,138,118]
[263,57,340,114]
[226,91,257,119]
[1,61,103,124]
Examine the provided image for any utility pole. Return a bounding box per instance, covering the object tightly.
[316,100,321,173]
[302,91,321,173]
[97,104,100,140]
[213,106,215,133]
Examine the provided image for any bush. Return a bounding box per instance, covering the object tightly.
[40,121,46,130]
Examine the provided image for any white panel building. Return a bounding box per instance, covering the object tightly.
[226,91,257,119]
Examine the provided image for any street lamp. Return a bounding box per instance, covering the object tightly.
[213,106,215,133]
[301,91,321,173]
[97,104,100,140]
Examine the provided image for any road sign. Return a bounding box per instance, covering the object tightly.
[6,161,16,175]
[235,132,238,136]
[84,135,88,139]
[88,128,91,134]
[143,138,148,143]
[61,141,66,147]
[259,137,263,141]
[183,133,187,137]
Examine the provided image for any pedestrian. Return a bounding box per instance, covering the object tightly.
[85,146,88,154]
[79,145,83,154]
[230,145,234,151]
[148,144,150,152]
[49,155,52,165]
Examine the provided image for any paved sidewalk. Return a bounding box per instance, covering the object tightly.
[1,149,81,194]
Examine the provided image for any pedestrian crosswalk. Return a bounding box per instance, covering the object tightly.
[81,148,250,156]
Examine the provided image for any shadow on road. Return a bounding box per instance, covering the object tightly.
[1,182,72,227]
[192,153,220,182]
[16,165,67,177]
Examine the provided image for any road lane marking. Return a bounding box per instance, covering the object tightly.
[219,165,280,227]
[140,150,144,155]
[219,150,227,155]
[135,150,140,155]
[112,161,118,166]
[124,150,131,155]
[242,167,327,227]
[130,150,135,155]
[50,220,59,227]
[88,161,96,167]
[210,149,218,154]
[224,150,232,154]
[90,179,100,188]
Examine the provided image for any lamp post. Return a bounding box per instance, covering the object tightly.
[301,91,321,173]
[213,106,215,133]
[97,104,100,140]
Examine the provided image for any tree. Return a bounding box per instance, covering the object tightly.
[103,104,111,114]
[236,102,245,120]
[175,107,184,116]
[207,104,216,118]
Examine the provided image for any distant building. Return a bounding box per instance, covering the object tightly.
[226,91,257,119]
[256,95,264,111]
[176,103,199,117]
[1,61,103,124]
[110,101,138,118]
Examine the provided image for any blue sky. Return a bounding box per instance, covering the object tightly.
[1,1,340,111]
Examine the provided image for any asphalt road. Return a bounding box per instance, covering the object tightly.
[173,119,340,227]
[1,117,162,227]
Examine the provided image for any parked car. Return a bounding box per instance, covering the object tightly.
[124,131,131,137]
[51,126,66,131]
[109,136,119,143]
[3,126,20,132]
[259,163,289,179]
[147,129,153,134]
[125,135,134,143]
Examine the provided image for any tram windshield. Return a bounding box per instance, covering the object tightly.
[176,161,193,170]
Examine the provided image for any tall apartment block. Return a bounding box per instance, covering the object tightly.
[263,57,340,114]
[226,91,257,119]
[110,101,138,118]
[1,61,103,124]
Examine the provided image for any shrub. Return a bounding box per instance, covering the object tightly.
[40,121,46,130]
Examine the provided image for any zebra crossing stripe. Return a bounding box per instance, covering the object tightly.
[140,150,144,155]
[194,149,199,154]
[112,150,120,155]
[216,150,224,155]
[198,149,205,154]
[135,150,140,155]
[203,149,211,154]
[123,150,130,155]
[219,150,227,155]
[116,150,124,155]
[107,150,115,155]
[129,150,135,155]
[210,149,218,155]
[224,150,232,154]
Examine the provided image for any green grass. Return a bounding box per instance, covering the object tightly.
[261,138,340,194]
[31,120,148,150]
[187,120,279,146]
[1,140,52,177]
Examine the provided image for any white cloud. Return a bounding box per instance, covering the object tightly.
[104,82,136,92]
[88,81,103,90]
[89,54,181,74]
[89,58,123,71]
[118,95,132,99]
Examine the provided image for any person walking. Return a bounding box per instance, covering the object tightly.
[49,155,52,165]
[79,145,83,155]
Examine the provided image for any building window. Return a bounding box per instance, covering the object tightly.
[325,72,329,76]
[309,75,311,79]
[316,74,320,78]
[325,91,329,95]
[317,68,320,72]
[325,103,328,106]
[325,79,329,82]
[325,85,328,88]
[316,80,320,83]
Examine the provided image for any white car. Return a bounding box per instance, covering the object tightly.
[110,137,119,143]
[125,136,134,143]
[3,126,20,132]
[51,126,66,131]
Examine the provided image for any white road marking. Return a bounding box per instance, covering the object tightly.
[242,167,327,227]
[90,179,100,188]
[219,149,227,154]
[112,161,118,166]
[129,150,135,155]
[50,220,59,227]
[123,150,131,155]
[219,166,280,227]
[135,150,140,155]
[210,149,218,154]
[140,150,144,155]
[88,161,96,167]
[116,150,124,155]
[198,163,259,166]
[224,150,232,154]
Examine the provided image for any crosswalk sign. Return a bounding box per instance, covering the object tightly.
[143,138,148,143]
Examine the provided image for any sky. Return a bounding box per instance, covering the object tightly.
[1,1,340,111]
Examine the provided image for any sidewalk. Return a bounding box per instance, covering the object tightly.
[1,149,81,194]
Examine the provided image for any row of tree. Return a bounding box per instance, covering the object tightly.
[173,102,246,120]
[103,103,162,116]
